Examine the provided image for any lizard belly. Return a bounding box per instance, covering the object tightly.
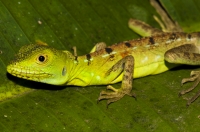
[110,60,176,84]
[134,61,170,78]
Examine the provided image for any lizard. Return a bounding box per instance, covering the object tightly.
[6,1,200,106]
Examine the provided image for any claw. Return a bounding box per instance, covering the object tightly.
[98,85,136,107]
[180,70,200,106]
[181,71,199,85]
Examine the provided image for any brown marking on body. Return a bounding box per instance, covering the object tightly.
[93,32,193,63]
[105,47,113,54]
[125,42,131,47]
[169,33,177,40]
[86,54,91,65]
[109,54,115,61]
[149,37,155,45]
[188,34,192,40]
[120,51,130,58]
[75,56,78,62]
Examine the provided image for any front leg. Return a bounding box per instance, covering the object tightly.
[90,42,107,53]
[72,42,107,57]
[98,55,136,106]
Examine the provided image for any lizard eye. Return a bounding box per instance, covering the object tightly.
[38,55,45,62]
[37,55,47,63]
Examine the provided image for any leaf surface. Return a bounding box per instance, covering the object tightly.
[0,0,200,131]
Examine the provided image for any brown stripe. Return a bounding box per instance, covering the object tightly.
[125,42,131,47]
[187,34,192,40]
[86,54,91,61]
[105,47,113,54]
[169,33,177,40]
[75,56,78,61]
[149,37,155,44]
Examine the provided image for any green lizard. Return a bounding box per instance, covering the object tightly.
[6,1,200,106]
[6,19,200,106]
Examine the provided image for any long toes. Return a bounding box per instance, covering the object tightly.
[186,101,192,107]
[99,90,117,96]
[181,77,196,84]
[179,90,186,96]
[107,85,118,92]
[98,91,118,101]
[106,97,121,107]
[180,71,200,106]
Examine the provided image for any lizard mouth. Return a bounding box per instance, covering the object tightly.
[7,65,52,81]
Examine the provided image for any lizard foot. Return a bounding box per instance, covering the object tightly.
[179,71,200,106]
[98,85,136,107]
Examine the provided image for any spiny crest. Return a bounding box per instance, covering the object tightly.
[18,41,49,55]
[13,44,52,63]
[19,44,45,54]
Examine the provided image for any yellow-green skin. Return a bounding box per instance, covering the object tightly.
[6,19,200,105]
[7,32,200,86]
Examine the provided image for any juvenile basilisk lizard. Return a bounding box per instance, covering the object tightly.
[6,1,200,106]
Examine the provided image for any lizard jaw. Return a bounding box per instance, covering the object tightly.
[7,65,52,82]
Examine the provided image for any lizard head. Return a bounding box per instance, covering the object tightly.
[7,43,72,85]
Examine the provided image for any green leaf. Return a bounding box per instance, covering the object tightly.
[160,0,200,32]
[1,0,200,131]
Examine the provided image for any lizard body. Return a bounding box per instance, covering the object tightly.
[8,32,200,85]
[7,24,200,105]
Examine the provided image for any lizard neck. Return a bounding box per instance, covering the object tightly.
[64,52,93,86]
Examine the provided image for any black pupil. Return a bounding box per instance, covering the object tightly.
[38,56,45,62]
